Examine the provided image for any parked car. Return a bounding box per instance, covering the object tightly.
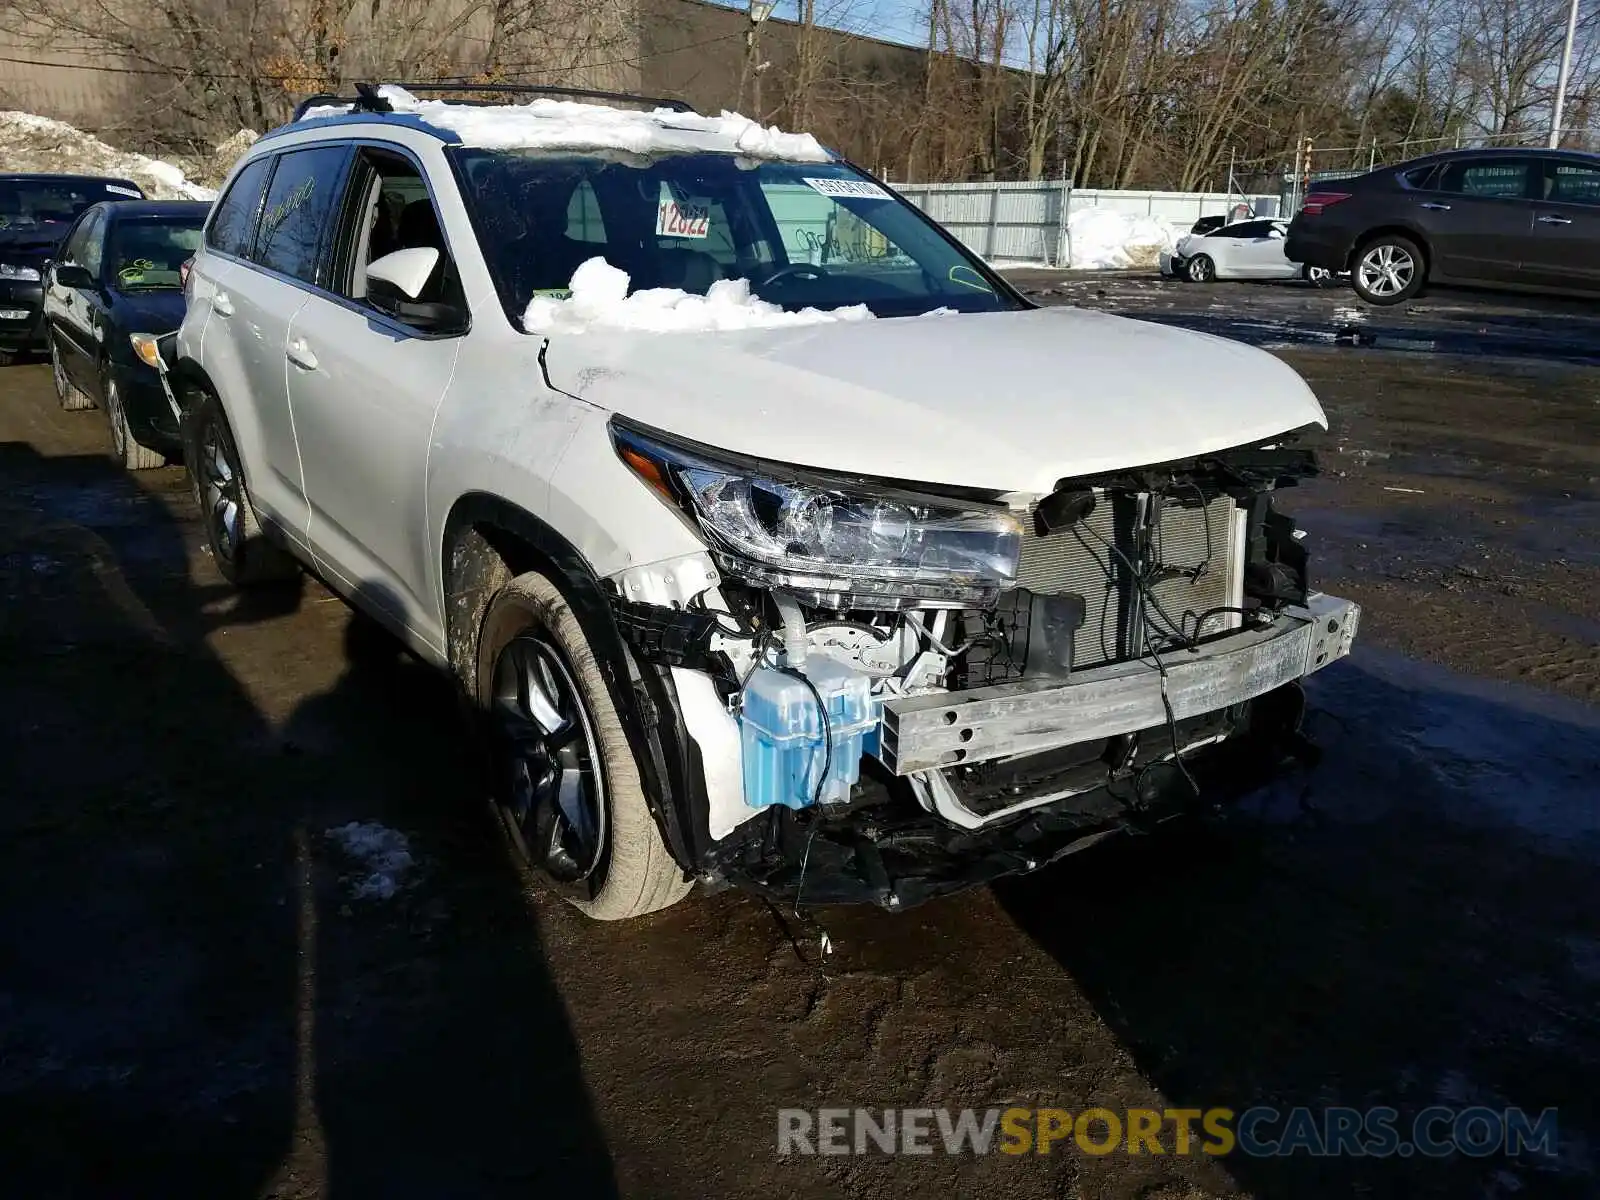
[1161,217,1333,284]
[1286,147,1600,305]
[172,83,1359,919]
[43,200,209,467]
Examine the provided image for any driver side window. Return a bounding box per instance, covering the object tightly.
[62,209,103,271]
[333,148,466,325]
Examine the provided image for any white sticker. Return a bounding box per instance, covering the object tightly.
[803,177,890,201]
[105,184,142,198]
[657,199,710,239]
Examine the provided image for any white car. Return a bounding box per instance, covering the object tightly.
[173,83,1359,920]
[1163,218,1332,284]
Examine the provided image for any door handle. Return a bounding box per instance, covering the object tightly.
[1537,214,1573,225]
[212,292,234,316]
[1420,201,1451,211]
[286,338,318,371]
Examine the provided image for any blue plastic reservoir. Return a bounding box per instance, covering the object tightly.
[740,659,875,809]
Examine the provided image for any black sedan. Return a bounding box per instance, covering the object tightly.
[44,200,209,469]
[1286,147,1600,305]
[0,173,147,364]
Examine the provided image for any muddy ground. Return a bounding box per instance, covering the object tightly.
[2,276,1597,1199]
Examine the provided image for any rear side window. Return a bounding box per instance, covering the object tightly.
[1548,162,1600,205]
[1438,158,1534,199]
[256,145,351,285]
[207,157,272,258]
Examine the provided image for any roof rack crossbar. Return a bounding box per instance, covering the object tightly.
[291,81,697,122]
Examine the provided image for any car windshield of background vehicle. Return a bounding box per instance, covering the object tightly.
[0,182,102,233]
[107,217,206,292]
[450,150,1023,323]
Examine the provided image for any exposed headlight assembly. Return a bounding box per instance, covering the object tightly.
[0,263,41,282]
[612,420,1021,608]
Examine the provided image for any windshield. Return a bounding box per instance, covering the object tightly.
[0,181,115,236]
[106,217,205,291]
[449,150,1022,326]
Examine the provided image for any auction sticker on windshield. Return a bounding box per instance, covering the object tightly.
[804,177,890,201]
[657,199,710,239]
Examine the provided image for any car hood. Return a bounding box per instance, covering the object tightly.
[112,289,187,335]
[541,307,1327,495]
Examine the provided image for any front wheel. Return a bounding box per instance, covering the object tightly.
[105,376,166,470]
[1352,235,1424,305]
[1186,254,1217,283]
[477,570,690,921]
[182,389,298,586]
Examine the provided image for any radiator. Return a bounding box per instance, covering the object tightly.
[1013,489,1242,669]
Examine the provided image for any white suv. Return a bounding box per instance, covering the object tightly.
[174,84,1359,920]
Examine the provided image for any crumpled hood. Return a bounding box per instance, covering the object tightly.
[543,307,1326,495]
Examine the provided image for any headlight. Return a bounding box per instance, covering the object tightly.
[130,332,163,370]
[613,421,1021,607]
[0,263,41,282]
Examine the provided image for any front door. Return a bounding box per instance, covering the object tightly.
[1417,156,1538,284]
[46,207,105,389]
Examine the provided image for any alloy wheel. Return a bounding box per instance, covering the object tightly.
[198,418,241,564]
[491,632,607,883]
[1357,244,1414,298]
[50,342,68,400]
[106,380,127,459]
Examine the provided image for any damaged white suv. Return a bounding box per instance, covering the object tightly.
[174,84,1359,919]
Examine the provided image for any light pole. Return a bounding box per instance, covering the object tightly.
[740,1,775,118]
[1550,0,1581,148]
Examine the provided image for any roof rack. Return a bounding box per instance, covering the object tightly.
[291,81,698,122]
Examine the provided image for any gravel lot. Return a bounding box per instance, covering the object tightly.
[2,276,1597,1199]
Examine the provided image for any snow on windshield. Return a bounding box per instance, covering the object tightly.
[303,85,831,163]
[523,257,874,334]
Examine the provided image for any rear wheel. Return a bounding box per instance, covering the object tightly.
[1186,254,1216,283]
[182,389,298,586]
[477,570,690,921]
[105,376,166,470]
[1352,234,1424,305]
[52,340,94,411]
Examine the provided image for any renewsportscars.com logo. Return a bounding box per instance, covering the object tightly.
[777,1106,1559,1159]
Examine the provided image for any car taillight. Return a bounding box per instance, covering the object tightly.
[1301,192,1352,216]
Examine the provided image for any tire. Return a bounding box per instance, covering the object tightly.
[1351,234,1425,305]
[1186,254,1216,283]
[182,388,299,586]
[104,375,166,470]
[52,339,95,411]
[0,349,16,368]
[476,570,691,921]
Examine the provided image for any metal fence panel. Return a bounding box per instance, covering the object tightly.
[893,181,1280,266]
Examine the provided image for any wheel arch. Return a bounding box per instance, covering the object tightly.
[439,491,703,874]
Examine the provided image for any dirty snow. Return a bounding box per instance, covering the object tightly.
[326,821,415,900]
[304,84,830,163]
[0,112,220,200]
[523,256,873,334]
[1064,207,1186,270]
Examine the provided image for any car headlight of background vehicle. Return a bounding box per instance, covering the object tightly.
[612,421,1021,608]
[0,263,42,282]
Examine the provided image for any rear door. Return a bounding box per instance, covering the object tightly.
[1421,157,1538,283]
[1522,158,1600,293]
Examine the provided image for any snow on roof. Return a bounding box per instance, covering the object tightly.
[302,85,831,163]
[0,111,218,201]
[523,257,873,334]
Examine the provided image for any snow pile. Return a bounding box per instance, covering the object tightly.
[194,128,260,189]
[523,257,874,334]
[326,821,415,900]
[303,84,830,163]
[0,111,218,200]
[1066,207,1186,270]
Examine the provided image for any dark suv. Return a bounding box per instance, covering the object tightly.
[1285,148,1600,305]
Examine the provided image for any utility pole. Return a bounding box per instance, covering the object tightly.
[740,1,775,119]
[1551,0,1581,148]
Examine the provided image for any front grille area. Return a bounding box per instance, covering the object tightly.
[1010,488,1241,670]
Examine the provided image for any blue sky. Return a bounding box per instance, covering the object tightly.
[703,0,929,50]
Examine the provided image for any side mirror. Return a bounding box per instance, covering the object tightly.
[54,263,96,290]
[365,247,464,334]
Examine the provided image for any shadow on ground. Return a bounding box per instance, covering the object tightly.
[0,441,617,1198]
[996,651,1600,1198]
